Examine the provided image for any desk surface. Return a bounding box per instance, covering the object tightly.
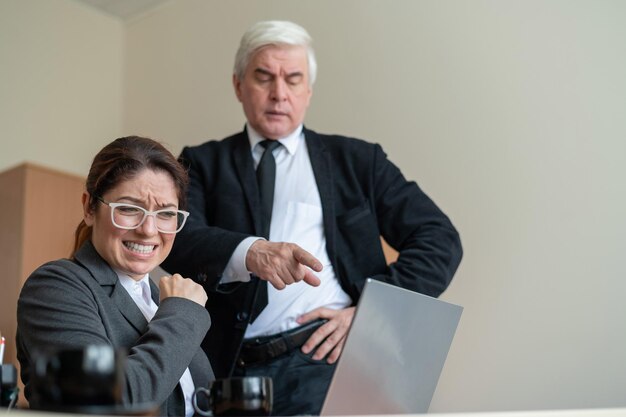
[5,407,626,417]
[427,409,626,417]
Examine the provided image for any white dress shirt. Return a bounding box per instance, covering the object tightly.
[117,272,196,417]
[221,125,352,338]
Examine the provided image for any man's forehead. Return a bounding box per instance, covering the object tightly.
[248,45,309,72]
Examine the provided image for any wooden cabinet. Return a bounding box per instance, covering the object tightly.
[0,163,84,375]
[381,238,399,264]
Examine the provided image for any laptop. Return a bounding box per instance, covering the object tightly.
[320,279,463,415]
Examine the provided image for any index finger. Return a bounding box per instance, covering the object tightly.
[293,247,323,272]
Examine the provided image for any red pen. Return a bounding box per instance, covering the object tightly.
[0,335,5,364]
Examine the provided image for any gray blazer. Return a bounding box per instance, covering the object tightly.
[16,241,214,416]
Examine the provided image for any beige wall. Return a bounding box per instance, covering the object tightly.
[2,0,626,413]
[124,1,626,411]
[0,0,124,176]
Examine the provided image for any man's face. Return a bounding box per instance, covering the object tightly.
[234,45,312,140]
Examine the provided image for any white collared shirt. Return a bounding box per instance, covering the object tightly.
[221,125,352,338]
[117,272,196,417]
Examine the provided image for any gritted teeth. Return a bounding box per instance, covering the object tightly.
[124,241,155,254]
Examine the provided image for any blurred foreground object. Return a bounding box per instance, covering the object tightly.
[1,363,19,409]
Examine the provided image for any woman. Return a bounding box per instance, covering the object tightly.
[16,136,213,416]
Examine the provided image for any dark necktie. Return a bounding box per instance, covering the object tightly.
[256,140,281,239]
[250,139,281,322]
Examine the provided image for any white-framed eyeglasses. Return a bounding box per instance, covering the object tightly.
[97,197,190,234]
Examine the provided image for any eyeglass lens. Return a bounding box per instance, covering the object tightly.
[112,205,184,232]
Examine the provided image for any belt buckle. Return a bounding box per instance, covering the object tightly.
[238,338,273,367]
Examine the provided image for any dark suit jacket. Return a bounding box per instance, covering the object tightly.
[17,241,214,416]
[162,127,463,377]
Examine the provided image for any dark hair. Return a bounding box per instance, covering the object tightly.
[72,136,188,257]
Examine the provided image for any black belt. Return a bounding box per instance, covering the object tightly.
[237,319,327,367]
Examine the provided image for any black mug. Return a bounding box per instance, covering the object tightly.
[29,345,126,411]
[193,376,273,416]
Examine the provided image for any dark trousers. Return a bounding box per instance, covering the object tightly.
[234,348,336,416]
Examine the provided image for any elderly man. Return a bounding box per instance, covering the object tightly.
[163,20,462,416]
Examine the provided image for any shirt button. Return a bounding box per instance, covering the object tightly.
[236,311,249,322]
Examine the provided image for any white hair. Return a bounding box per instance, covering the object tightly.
[233,20,317,86]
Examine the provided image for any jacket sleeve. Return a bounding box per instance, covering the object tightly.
[161,145,251,288]
[370,144,463,297]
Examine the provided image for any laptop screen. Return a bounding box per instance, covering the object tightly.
[320,279,463,415]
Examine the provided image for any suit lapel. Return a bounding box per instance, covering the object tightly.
[74,241,148,334]
[233,129,264,236]
[110,285,148,334]
[149,279,160,305]
[304,128,337,259]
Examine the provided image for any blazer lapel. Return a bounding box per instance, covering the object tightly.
[74,241,148,334]
[149,278,160,305]
[233,129,264,236]
[110,285,148,334]
[304,128,337,259]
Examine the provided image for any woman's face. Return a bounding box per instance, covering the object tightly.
[83,169,179,280]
